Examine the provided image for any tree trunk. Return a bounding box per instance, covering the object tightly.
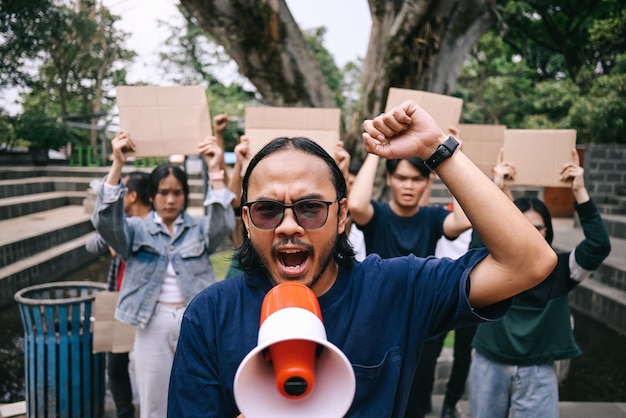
[180,0,336,108]
[181,0,496,178]
[360,0,496,119]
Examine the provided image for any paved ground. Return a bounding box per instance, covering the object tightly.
[101,394,626,418]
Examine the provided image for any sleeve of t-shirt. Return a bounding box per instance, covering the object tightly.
[413,248,512,336]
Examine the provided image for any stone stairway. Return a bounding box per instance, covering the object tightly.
[0,165,209,309]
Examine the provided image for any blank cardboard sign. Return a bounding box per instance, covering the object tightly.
[92,291,135,354]
[116,85,212,157]
[459,124,506,177]
[244,107,341,158]
[385,88,463,134]
[503,129,577,187]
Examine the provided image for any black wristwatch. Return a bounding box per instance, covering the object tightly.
[424,136,459,171]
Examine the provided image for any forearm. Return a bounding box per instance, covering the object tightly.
[105,159,124,186]
[574,200,611,270]
[207,159,226,190]
[347,153,379,213]
[436,150,556,304]
[91,180,130,259]
[443,197,472,239]
[203,191,236,253]
[228,162,244,208]
[572,186,590,204]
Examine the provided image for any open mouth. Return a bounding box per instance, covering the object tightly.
[279,249,309,270]
[274,248,311,279]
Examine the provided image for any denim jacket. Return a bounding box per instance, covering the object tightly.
[90,177,235,329]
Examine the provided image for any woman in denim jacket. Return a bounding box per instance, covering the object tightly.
[91,131,235,418]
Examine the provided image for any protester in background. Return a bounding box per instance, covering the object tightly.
[469,148,611,418]
[91,131,235,418]
[167,101,557,417]
[86,171,150,418]
[348,132,471,261]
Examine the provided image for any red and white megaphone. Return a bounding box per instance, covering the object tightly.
[233,282,356,418]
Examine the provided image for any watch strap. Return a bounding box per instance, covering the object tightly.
[424,136,459,171]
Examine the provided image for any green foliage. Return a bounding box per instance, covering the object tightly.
[455,1,626,143]
[303,27,345,108]
[14,112,78,149]
[0,0,57,88]
[455,32,536,126]
[568,53,626,143]
[498,0,624,85]
[0,114,18,149]
[5,0,135,155]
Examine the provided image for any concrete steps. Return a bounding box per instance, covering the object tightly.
[600,213,626,240]
[0,206,94,266]
[0,167,106,308]
[0,233,99,307]
[0,165,211,309]
[0,191,86,220]
[552,217,626,336]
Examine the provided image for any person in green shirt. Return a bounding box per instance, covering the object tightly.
[469,148,611,418]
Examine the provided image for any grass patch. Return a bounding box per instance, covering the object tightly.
[443,331,455,348]
[210,250,234,281]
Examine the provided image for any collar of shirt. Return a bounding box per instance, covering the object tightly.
[153,212,184,234]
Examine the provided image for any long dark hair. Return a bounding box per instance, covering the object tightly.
[148,164,189,210]
[513,196,554,245]
[235,137,355,277]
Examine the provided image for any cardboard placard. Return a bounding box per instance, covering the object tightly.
[92,291,135,353]
[458,124,506,177]
[385,88,463,133]
[503,129,577,187]
[116,85,212,157]
[244,107,341,159]
[0,401,26,417]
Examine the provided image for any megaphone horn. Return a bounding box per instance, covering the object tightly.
[233,282,356,418]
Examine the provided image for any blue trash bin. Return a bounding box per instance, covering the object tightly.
[15,281,107,418]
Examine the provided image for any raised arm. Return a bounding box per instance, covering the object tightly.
[492,148,515,201]
[442,197,472,240]
[91,131,136,260]
[561,148,611,280]
[106,131,135,186]
[362,100,557,308]
[227,135,250,209]
[199,136,227,191]
[212,113,231,185]
[347,153,378,225]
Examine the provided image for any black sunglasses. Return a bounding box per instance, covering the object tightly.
[244,198,339,230]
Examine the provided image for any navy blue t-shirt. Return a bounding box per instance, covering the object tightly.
[168,249,510,417]
[359,200,450,258]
